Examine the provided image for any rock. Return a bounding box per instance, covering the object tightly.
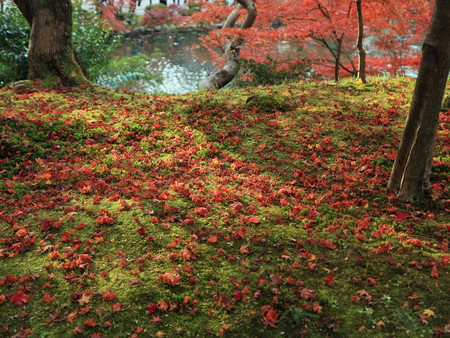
[12,80,32,93]
[129,26,144,37]
[235,22,242,28]
[154,26,162,32]
[145,27,154,33]
[116,30,125,36]
[162,24,170,31]
[169,24,176,30]
[215,23,223,29]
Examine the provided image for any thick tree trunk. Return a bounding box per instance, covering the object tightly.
[198,0,257,90]
[14,0,88,86]
[355,0,366,83]
[387,0,450,202]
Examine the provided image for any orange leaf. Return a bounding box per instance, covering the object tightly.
[84,318,97,327]
[239,244,250,255]
[431,266,439,278]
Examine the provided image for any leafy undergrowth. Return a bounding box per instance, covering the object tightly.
[1,78,450,338]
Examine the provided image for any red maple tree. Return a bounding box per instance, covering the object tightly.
[190,0,433,80]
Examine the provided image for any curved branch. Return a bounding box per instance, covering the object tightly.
[198,0,257,91]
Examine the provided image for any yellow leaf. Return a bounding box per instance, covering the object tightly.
[307,254,316,262]
[423,309,435,317]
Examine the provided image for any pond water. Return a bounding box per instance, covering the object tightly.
[113,32,215,94]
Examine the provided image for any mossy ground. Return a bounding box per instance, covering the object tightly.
[1,78,450,337]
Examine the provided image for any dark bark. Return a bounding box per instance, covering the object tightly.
[198,0,257,90]
[355,0,366,83]
[387,0,450,201]
[334,37,342,82]
[13,0,88,86]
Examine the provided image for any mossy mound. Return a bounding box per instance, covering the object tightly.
[245,93,293,112]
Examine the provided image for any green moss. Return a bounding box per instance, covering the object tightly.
[441,95,450,111]
[1,78,450,337]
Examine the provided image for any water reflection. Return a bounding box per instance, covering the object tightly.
[114,32,215,94]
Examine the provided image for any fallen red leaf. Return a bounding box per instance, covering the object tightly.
[84,318,97,327]
[9,291,31,308]
[323,272,335,287]
[151,315,161,324]
[262,308,280,327]
[431,266,439,278]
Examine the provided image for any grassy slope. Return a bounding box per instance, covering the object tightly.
[1,79,450,338]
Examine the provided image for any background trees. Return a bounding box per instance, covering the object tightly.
[191,0,433,80]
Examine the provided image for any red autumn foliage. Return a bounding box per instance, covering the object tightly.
[191,0,433,78]
[9,290,31,308]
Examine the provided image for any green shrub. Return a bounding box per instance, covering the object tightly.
[72,1,122,81]
[187,3,201,15]
[115,12,138,26]
[0,2,163,89]
[234,56,318,88]
[442,95,450,112]
[96,52,163,89]
[0,6,30,87]
[145,3,167,11]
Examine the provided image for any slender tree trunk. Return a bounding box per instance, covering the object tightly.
[355,0,366,83]
[14,0,88,87]
[387,0,450,201]
[334,37,342,82]
[198,0,257,90]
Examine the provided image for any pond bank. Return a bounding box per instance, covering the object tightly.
[113,22,222,38]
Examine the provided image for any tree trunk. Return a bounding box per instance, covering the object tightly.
[355,0,366,83]
[198,0,257,90]
[13,0,88,87]
[387,0,450,202]
[334,36,342,82]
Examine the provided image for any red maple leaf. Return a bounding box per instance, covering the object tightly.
[300,287,315,299]
[73,327,84,335]
[151,315,161,324]
[84,318,98,327]
[262,308,280,327]
[111,302,121,312]
[9,290,31,308]
[128,277,140,285]
[148,303,158,314]
[102,289,118,302]
[323,272,336,287]
[162,272,181,286]
[367,277,377,286]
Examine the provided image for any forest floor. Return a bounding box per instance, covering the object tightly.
[1,78,450,338]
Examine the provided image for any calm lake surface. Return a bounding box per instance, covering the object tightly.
[113,31,215,94]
